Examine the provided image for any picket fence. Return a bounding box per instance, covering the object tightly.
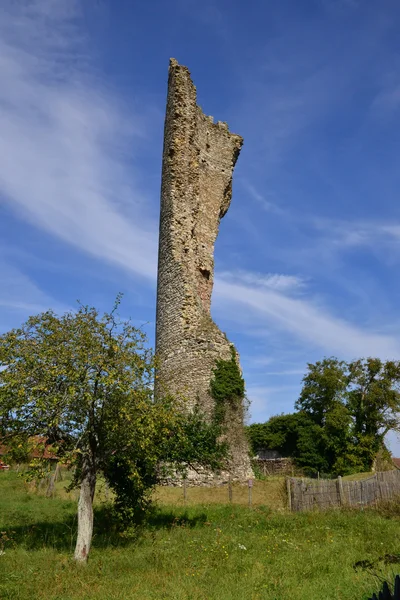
[287,469,400,512]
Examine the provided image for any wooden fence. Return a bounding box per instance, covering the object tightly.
[252,457,294,476]
[287,470,400,512]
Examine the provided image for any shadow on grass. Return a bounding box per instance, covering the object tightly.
[147,508,208,530]
[2,505,209,553]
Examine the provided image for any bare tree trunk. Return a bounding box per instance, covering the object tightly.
[74,453,96,563]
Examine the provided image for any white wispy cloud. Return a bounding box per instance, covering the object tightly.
[239,180,284,215]
[311,218,400,255]
[379,225,400,239]
[219,270,306,293]
[214,271,400,359]
[0,261,66,317]
[0,0,158,281]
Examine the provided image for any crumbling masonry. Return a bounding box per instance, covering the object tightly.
[155,59,252,480]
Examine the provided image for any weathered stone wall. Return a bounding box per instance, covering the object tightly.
[155,59,252,480]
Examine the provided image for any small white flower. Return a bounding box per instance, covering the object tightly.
[0,551,5,556]
[238,544,247,551]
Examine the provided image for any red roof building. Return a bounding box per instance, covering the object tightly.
[0,436,58,460]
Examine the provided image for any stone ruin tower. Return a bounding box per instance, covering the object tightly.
[155,59,252,480]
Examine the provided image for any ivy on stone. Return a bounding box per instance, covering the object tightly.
[210,345,245,424]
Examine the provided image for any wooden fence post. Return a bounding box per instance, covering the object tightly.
[286,478,292,512]
[228,475,233,503]
[183,477,187,504]
[337,476,345,506]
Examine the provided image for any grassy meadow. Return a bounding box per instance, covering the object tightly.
[1,470,399,600]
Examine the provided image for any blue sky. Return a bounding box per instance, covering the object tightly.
[2,0,400,453]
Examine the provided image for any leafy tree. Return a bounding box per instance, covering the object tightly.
[246,412,329,476]
[323,402,356,475]
[247,413,306,457]
[294,419,329,476]
[296,357,400,473]
[347,358,400,470]
[0,299,227,563]
[348,358,400,438]
[248,356,400,477]
[296,358,349,426]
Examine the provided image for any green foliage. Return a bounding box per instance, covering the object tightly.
[296,357,349,426]
[250,356,400,477]
[299,357,400,474]
[247,413,308,458]
[294,420,329,476]
[0,298,227,535]
[210,345,245,424]
[104,405,227,528]
[1,471,400,600]
[247,412,329,476]
[3,435,31,464]
[347,358,400,444]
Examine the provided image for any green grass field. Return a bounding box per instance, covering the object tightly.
[0,471,399,600]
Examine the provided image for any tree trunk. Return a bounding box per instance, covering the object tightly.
[46,463,60,498]
[74,453,96,563]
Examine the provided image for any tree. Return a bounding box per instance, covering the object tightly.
[322,402,355,475]
[347,358,400,469]
[296,357,400,473]
[296,358,349,426]
[248,356,400,477]
[0,299,227,563]
[246,412,329,476]
[294,419,329,476]
[247,413,308,457]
